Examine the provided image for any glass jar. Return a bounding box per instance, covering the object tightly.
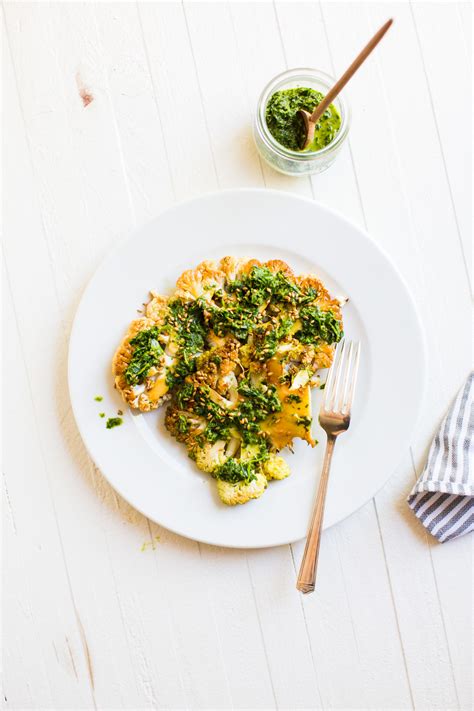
[254,68,350,177]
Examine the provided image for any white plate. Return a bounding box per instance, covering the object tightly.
[68,189,426,548]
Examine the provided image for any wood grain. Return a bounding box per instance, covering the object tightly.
[3,2,472,709]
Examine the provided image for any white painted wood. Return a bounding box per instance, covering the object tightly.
[274,1,365,223]
[411,1,472,287]
[136,1,219,201]
[3,274,94,710]
[93,2,175,225]
[228,0,314,197]
[428,533,473,711]
[3,32,95,709]
[457,2,472,56]
[3,2,472,709]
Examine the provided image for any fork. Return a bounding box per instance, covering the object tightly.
[296,340,361,594]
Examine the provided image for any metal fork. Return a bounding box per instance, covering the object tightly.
[296,340,361,594]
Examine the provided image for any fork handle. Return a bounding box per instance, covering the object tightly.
[296,435,336,593]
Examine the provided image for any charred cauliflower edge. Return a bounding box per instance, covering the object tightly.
[112,257,344,506]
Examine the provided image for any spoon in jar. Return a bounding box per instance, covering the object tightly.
[298,18,393,150]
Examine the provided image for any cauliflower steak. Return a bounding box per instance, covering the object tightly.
[112,257,344,505]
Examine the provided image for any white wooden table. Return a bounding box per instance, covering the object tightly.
[3,2,472,709]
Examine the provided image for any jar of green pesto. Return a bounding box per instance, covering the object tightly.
[254,68,350,176]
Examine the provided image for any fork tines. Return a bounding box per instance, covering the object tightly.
[322,340,361,415]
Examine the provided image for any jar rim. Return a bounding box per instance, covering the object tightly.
[256,67,350,161]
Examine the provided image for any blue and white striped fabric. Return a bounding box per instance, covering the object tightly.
[408,373,474,543]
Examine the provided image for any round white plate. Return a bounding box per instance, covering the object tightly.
[69,189,426,548]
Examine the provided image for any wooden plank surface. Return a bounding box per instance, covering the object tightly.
[3,2,472,709]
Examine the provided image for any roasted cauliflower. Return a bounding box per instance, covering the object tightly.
[112,256,344,504]
[263,455,291,481]
[217,473,268,506]
[112,317,172,411]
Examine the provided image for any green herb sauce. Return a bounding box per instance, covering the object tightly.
[286,394,302,404]
[215,459,258,485]
[165,263,343,486]
[265,87,341,152]
[125,327,163,386]
[165,299,207,389]
[208,265,341,349]
[174,368,282,472]
[210,265,316,345]
[106,417,123,429]
[297,304,342,345]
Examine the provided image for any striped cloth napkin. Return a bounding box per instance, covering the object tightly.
[407,373,473,543]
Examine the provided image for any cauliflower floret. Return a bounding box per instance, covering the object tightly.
[207,371,239,410]
[217,472,268,506]
[112,318,171,412]
[113,254,344,507]
[194,440,229,474]
[207,330,227,349]
[207,387,237,410]
[240,444,262,462]
[218,256,255,281]
[175,261,225,302]
[164,406,207,445]
[238,343,252,368]
[263,259,294,278]
[276,340,333,387]
[217,370,238,395]
[312,341,336,370]
[224,435,241,459]
[145,292,169,323]
[290,369,310,390]
[296,274,343,318]
[263,455,290,481]
[296,274,328,300]
[238,258,262,275]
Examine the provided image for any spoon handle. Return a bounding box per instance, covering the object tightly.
[310,18,393,125]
